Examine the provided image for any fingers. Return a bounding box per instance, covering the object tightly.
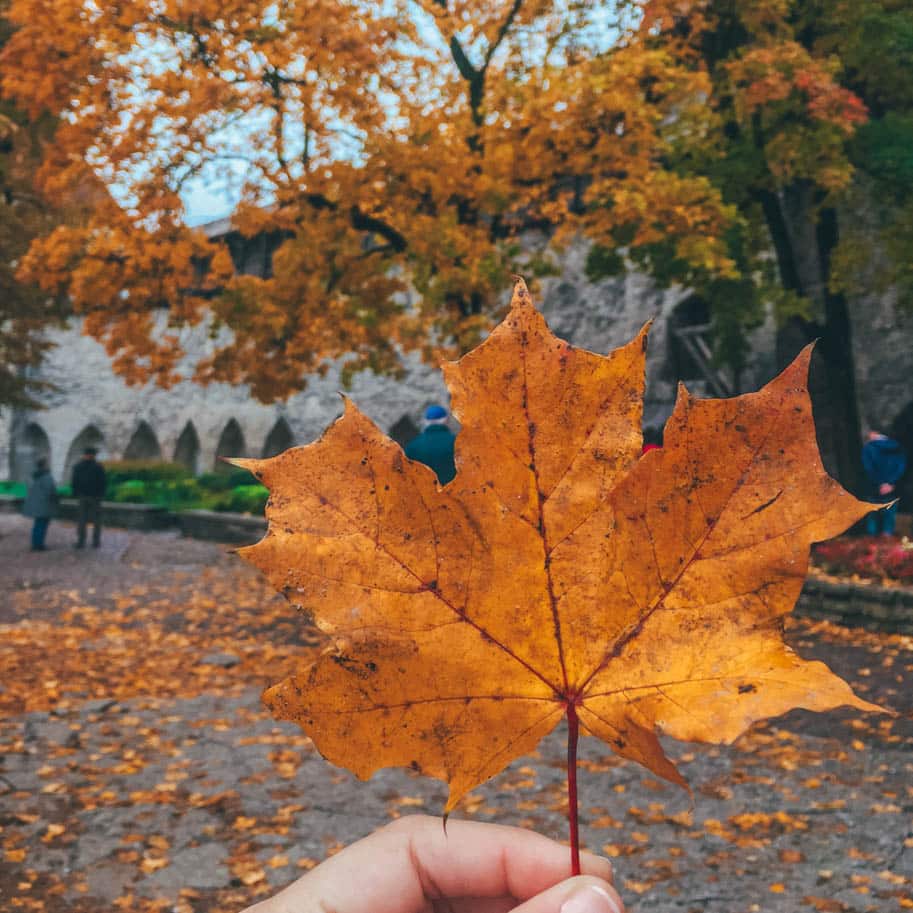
[243,815,614,913]
[389,815,613,901]
[510,876,624,913]
[442,877,624,913]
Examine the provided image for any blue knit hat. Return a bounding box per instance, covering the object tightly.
[424,404,448,421]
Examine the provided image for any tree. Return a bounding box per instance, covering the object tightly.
[0,7,66,409]
[570,0,913,489]
[0,0,732,404]
[1,1,910,486]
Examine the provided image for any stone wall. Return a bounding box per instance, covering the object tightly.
[849,287,913,435]
[6,316,449,483]
[798,577,913,634]
[4,229,906,487]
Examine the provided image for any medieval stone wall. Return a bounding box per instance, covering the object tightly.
[10,233,911,489]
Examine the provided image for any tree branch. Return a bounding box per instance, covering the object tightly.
[483,0,524,70]
[302,193,407,252]
[349,206,407,252]
[449,35,478,82]
[449,0,525,130]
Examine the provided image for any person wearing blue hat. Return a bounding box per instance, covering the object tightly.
[862,430,907,536]
[404,405,457,484]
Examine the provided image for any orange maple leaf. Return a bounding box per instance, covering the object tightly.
[237,279,882,869]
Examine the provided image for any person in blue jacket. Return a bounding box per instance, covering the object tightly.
[405,405,457,484]
[862,431,907,536]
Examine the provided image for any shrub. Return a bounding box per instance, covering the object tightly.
[197,472,233,492]
[0,480,26,497]
[105,461,191,489]
[149,478,207,508]
[227,467,257,488]
[198,467,257,491]
[813,536,913,584]
[217,484,269,515]
[30,462,266,514]
[111,480,149,503]
[0,481,71,498]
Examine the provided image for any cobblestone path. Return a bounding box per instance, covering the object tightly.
[1,515,911,912]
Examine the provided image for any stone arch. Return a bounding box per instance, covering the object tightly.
[262,417,294,458]
[11,422,51,483]
[215,418,246,471]
[123,421,162,462]
[666,296,734,397]
[64,425,105,482]
[389,415,419,449]
[667,296,710,383]
[173,422,201,475]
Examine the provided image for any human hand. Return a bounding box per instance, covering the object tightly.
[879,482,895,497]
[241,814,623,913]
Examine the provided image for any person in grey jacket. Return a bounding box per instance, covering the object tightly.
[22,458,58,551]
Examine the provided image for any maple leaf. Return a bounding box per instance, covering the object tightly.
[236,279,883,870]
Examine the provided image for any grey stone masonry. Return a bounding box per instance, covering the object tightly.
[3,229,909,491]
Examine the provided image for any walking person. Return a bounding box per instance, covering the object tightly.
[405,404,457,484]
[22,458,58,551]
[71,446,107,548]
[861,430,907,536]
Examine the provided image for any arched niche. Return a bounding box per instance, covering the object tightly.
[262,417,294,459]
[215,418,246,471]
[667,296,711,383]
[64,425,105,482]
[389,415,419,449]
[173,421,201,475]
[11,422,51,483]
[123,421,162,462]
[665,296,734,397]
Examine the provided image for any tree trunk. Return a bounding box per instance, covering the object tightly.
[764,186,865,494]
[813,208,865,495]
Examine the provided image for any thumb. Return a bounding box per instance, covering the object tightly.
[511,875,625,913]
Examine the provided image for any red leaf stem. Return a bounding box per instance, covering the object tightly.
[566,703,581,876]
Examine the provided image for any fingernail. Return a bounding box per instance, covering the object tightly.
[560,884,622,913]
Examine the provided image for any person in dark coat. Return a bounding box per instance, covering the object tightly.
[862,431,907,536]
[405,405,457,484]
[71,446,107,548]
[23,458,58,551]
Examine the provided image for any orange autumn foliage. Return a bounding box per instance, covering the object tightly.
[237,280,883,814]
[1,0,888,404]
[0,0,735,401]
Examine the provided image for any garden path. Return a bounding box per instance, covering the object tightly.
[0,515,911,912]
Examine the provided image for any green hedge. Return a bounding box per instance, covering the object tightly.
[109,478,268,514]
[110,480,148,503]
[0,481,69,498]
[104,463,266,515]
[104,461,190,487]
[216,484,269,515]
[4,462,266,515]
[196,468,257,491]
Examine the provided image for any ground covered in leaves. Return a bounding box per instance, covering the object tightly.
[1,515,911,913]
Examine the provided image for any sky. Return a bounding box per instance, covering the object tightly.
[171,1,624,228]
[182,182,239,227]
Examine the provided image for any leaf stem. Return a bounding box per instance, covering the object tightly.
[566,702,581,876]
